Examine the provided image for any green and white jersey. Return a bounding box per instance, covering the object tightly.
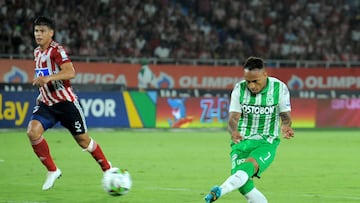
[229,77,291,143]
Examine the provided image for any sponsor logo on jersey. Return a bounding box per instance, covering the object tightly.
[35,67,50,77]
[242,105,275,115]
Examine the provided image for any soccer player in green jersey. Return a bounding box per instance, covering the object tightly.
[204,56,295,203]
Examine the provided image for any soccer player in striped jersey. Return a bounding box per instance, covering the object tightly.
[26,16,114,190]
[205,57,295,203]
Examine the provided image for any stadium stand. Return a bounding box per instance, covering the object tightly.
[0,0,359,62]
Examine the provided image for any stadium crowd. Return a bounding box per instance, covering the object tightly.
[0,0,359,61]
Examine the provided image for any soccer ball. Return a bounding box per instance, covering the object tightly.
[102,168,132,196]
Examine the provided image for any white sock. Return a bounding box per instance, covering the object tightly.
[245,188,268,203]
[83,138,95,152]
[220,170,249,196]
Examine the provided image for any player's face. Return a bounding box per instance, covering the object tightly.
[34,25,54,49]
[244,69,268,94]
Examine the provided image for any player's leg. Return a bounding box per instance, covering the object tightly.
[239,181,268,203]
[205,164,254,203]
[59,100,112,172]
[248,139,279,178]
[237,139,279,202]
[26,103,61,190]
[205,139,278,202]
[219,160,257,196]
[227,138,280,191]
[205,142,255,202]
[73,133,112,171]
[244,188,268,203]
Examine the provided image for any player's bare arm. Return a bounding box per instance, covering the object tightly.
[227,111,242,143]
[280,111,294,139]
[32,62,75,87]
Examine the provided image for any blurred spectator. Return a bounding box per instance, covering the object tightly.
[0,0,359,61]
[154,40,171,58]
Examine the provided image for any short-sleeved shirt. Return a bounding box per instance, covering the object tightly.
[229,77,291,143]
[34,41,77,106]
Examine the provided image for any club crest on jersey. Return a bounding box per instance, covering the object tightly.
[35,68,50,77]
[266,96,274,105]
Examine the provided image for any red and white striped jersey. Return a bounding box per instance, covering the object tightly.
[34,41,77,106]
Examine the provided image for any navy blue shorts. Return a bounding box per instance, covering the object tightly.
[31,100,88,136]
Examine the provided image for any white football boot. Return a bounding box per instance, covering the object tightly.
[42,168,62,190]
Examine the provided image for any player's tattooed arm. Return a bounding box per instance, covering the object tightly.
[280,112,294,139]
[228,112,243,143]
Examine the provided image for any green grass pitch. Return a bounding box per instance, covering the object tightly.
[0,128,359,203]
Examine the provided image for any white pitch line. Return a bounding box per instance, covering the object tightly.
[147,187,191,191]
[148,188,360,200]
[302,194,360,200]
[266,192,360,201]
[3,201,48,203]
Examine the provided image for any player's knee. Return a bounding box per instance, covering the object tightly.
[245,158,259,173]
[75,134,92,149]
[26,129,39,141]
[26,121,43,141]
[234,161,256,178]
[245,188,268,203]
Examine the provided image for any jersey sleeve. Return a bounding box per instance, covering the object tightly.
[279,83,291,112]
[53,45,71,66]
[229,82,242,113]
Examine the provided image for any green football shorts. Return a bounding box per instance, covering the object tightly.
[230,138,280,177]
[230,138,280,194]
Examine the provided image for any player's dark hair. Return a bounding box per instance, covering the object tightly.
[34,16,55,30]
[243,56,265,71]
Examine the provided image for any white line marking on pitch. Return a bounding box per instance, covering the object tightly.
[147,187,191,191]
[303,194,360,200]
